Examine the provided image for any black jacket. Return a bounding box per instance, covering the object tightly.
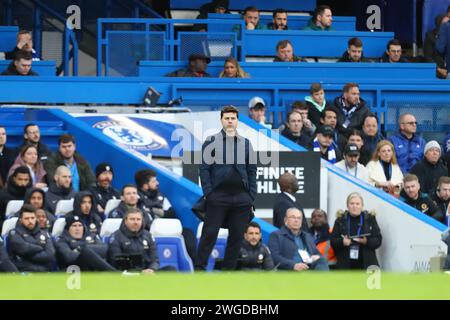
[65,191,103,236]
[88,183,120,214]
[331,211,382,269]
[199,130,257,200]
[431,192,449,220]
[409,158,448,196]
[424,27,446,69]
[110,201,154,231]
[23,188,56,231]
[237,240,274,270]
[55,229,108,269]
[304,100,333,129]
[400,191,443,222]
[0,236,18,272]
[333,96,371,136]
[281,128,311,149]
[108,221,159,271]
[0,146,17,185]
[0,62,38,76]
[362,132,385,162]
[44,183,76,214]
[8,221,55,272]
[272,192,309,232]
[0,175,32,225]
[166,69,211,77]
[337,51,370,63]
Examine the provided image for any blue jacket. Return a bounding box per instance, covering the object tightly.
[436,22,450,73]
[269,226,321,270]
[199,130,257,200]
[389,132,425,173]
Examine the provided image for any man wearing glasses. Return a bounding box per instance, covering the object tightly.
[389,113,426,173]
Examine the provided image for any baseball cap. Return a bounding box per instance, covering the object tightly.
[317,125,334,137]
[248,96,266,110]
[344,143,360,156]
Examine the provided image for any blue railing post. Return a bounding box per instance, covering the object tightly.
[64,28,69,75]
[97,19,103,76]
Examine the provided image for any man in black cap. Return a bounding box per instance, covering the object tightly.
[166,54,212,77]
[8,204,56,272]
[89,162,120,220]
[309,125,342,163]
[194,0,229,32]
[55,215,115,271]
[335,143,369,182]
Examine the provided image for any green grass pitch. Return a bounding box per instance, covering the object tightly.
[0,272,449,300]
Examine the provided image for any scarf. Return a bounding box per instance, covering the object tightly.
[313,138,337,163]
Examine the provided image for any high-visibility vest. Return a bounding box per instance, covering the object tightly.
[316,229,337,265]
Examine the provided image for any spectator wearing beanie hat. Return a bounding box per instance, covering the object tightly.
[55,215,116,271]
[410,140,448,196]
[88,163,120,220]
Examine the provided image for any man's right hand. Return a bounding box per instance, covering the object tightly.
[343,236,351,247]
[293,263,309,271]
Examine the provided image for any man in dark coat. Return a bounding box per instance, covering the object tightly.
[196,105,256,271]
[431,176,450,221]
[65,191,103,236]
[1,50,38,76]
[108,208,160,273]
[0,236,18,272]
[269,208,329,271]
[44,134,95,192]
[410,141,448,196]
[0,126,18,186]
[89,163,120,220]
[281,110,311,149]
[20,123,52,163]
[166,54,212,78]
[8,204,55,272]
[45,166,76,214]
[237,222,274,270]
[273,172,309,232]
[0,166,32,228]
[55,215,115,271]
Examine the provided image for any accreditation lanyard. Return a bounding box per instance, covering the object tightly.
[347,214,363,237]
[345,163,358,177]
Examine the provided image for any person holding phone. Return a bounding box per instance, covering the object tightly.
[331,192,382,270]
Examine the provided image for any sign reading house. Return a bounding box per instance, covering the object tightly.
[183,151,320,208]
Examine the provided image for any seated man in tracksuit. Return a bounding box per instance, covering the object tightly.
[65,191,103,236]
[110,184,153,231]
[108,207,160,273]
[55,215,115,271]
[237,222,274,271]
[8,204,56,272]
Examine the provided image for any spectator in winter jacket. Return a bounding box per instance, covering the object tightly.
[45,166,76,214]
[20,123,52,163]
[310,209,336,267]
[44,134,95,192]
[337,38,370,63]
[309,125,342,163]
[304,83,332,129]
[1,50,38,76]
[281,111,311,149]
[380,39,408,63]
[23,188,56,232]
[431,176,450,223]
[410,141,448,196]
[89,162,120,220]
[389,113,426,173]
[274,40,304,62]
[65,191,102,236]
[0,126,18,187]
[267,8,288,30]
[361,114,384,161]
[302,5,333,31]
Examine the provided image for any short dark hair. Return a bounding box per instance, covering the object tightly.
[135,169,157,188]
[287,110,302,122]
[124,207,143,219]
[364,113,378,124]
[313,5,331,23]
[273,8,287,18]
[121,184,137,195]
[276,39,292,51]
[24,123,38,135]
[220,105,239,118]
[58,134,75,145]
[291,101,308,111]
[343,82,359,93]
[310,83,324,94]
[14,50,32,61]
[243,6,259,15]
[387,39,402,50]
[320,106,338,119]
[348,129,363,139]
[19,204,36,218]
[18,30,32,37]
[245,221,261,233]
[13,165,31,177]
[348,37,363,48]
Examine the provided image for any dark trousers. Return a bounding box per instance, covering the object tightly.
[196,191,252,270]
[76,246,116,271]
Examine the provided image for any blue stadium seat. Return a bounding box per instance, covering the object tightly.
[51,218,66,240]
[54,199,74,217]
[100,218,122,244]
[5,200,24,219]
[196,222,228,271]
[150,219,194,272]
[1,217,18,250]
